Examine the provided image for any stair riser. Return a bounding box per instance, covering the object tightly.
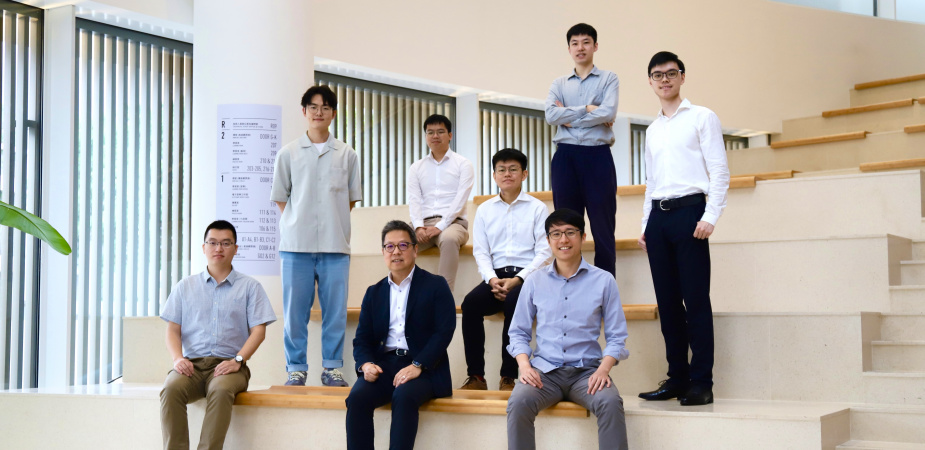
[880,316,925,341]
[871,345,925,371]
[850,408,925,443]
[901,265,925,285]
[850,79,925,106]
[780,104,924,141]
[864,376,925,405]
[911,243,925,260]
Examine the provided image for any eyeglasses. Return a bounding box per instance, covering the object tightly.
[425,129,448,137]
[307,105,333,114]
[383,242,413,253]
[649,69,683,81]
[205,240,235,248]
[547,229,581,240]
[495,166,522,175]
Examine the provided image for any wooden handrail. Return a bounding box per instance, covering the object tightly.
[859,158,925,172]
[821,98,914,118]
[236,386,590,417]
[905,124,925,134]
[309,304,659,321]
[854,73,925,90]
[769,131,868,149]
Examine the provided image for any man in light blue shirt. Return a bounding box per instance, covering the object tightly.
[506,208,629,450]
[545,23,620,277]
[160,220,277,450]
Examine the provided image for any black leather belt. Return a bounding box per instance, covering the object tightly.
[496,266,524,274]
[388,349,409,356]
[653,193,705,211]
[423,215,442,221]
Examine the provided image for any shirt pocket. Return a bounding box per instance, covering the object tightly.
[328,167,348,191]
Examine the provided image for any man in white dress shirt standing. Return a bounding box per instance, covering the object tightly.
[407,114,475,291]
[637,51,730,406]
[458,148,551,391]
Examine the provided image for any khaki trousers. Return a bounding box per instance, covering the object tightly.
[160,356,250,450]
[416,217,468,291]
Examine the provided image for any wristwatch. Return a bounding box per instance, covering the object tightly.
[234,355,244,363]
[412,360,423,369]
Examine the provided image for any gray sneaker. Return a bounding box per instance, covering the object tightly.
[285,371,307,386]
[321,368,348,387]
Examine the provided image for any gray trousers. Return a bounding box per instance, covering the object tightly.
[506,366,628,450]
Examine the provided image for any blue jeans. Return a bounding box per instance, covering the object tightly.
[281,251,349,372]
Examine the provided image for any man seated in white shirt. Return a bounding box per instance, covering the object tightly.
[637,51,730,406]
[407,114,475,291]
[459,149,551,391]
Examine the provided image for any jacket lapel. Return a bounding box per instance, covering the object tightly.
[405,266,422,320]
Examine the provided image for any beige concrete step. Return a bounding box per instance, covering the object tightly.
[900,261,925,285]
[871,341,925,372]
[781,101,923,141]
[911,242,925,260]
[863,372,925,405]
[838,440,925,449]
[0,385,854,450]
[727,130,925,175]
[890,286,925,313]
[851,76,925,106]
[880,314,925,341]
[849,404,925,445]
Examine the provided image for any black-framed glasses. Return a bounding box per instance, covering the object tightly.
[205,240,235,248]
[547,229,581,240]
[383,242,413,253]
[649,69,683,81]
[425,129,448,137]
[306,104,333,114]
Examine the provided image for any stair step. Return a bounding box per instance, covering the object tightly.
[907,123,925,134]
[856,73,925,90]
[889,286,925,313]
[880,314,925,341]
[822,98,916,118]
[864,372,925,405]
[851,78,925,106]
[838,440,925,449]
[871,341,925,372]
[770,130,868,149]
[849,404,925,444]
[900,261,925,285]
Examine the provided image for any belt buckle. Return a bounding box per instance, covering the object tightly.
[395,349,408,356]
[659,199,670,211]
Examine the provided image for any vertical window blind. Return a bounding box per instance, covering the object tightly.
[0,0,42,390]
[71,19,192,385]
[315,72,456,208]
[478,103,556,195]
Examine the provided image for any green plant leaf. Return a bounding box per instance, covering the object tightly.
[0,201,71,255]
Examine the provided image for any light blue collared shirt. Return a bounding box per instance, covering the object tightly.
[507,258,629,373]
[161,268,277,359]
[545,66,620,146]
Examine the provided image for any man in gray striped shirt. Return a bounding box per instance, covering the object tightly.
[160,220,277,450]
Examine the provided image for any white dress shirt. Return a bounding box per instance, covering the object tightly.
[385,267,415,351]
[472,192,552,284]
[407,149,475,230]
[642,99,730,233]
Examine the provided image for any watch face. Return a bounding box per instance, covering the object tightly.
[235,355,243,362]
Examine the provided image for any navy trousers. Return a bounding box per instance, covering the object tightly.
[644,196,714,387]
[460,269,522,379]
[550,143,617,276]
[345,353,435,450]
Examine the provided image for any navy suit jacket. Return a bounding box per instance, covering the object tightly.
[353,266,457,398]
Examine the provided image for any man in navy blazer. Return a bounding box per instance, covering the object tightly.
[346,220,457,450]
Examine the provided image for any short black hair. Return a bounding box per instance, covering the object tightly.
[381,220,417,246]
[567,23,597,44]
[301,85,337,110]
[204,220,237,243]
[492,148,528,171]
[545,208,585,235]
[648,51,686,76]
[423,114,452,133]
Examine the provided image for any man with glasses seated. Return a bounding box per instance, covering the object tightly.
[506,209,629,450]
[407,114,475,292]
[160,220,277,450]
[459,148,551,392]
[346,220,457,450]
[637,51,729,406]
[271,84,362,387]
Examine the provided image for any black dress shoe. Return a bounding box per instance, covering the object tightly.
[638,380,689,401]
[679,385,714,406]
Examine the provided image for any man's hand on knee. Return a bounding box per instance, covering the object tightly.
[361,362,383,382]
[214,359,242,377]
[587,366,613,395]
[173,357,194,377]
[415,227,430,244]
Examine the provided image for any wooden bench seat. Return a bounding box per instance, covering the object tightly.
[821,98,915,118]
[616,174,764,196]
[854,73,925,90]
[235,385,589,417]
[769,131,868,149]
[905,124,925,134]
[310,304,658,321]
[859,158,925,172]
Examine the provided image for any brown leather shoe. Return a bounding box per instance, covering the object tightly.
[499,377,516,391]
[459,376,487,390]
